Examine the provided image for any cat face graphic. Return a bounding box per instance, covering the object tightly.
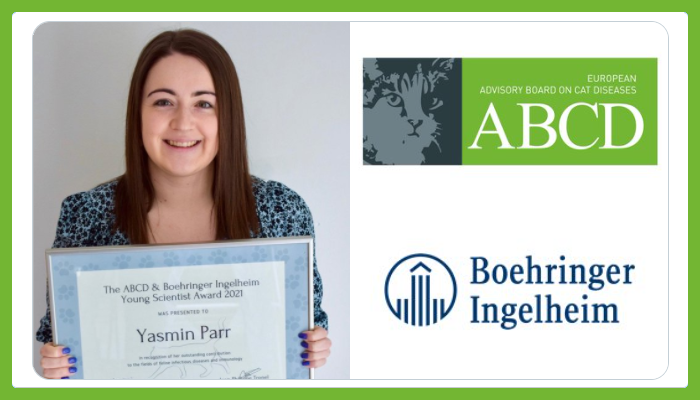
[363,59,449,165]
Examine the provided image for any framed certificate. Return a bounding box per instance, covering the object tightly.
[47,237,314,380]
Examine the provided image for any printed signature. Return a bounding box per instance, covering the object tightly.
[239,368,262,379]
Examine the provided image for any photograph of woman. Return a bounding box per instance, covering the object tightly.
[32,23,349,380]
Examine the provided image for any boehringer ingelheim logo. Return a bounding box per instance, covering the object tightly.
[385,254,457,327]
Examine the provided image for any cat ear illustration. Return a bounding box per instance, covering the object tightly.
[400,73,412,94]
[363,58,383,80]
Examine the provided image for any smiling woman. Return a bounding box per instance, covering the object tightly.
[138,53,221,244]
[117,31,257,245]
[35,29,332,379]
[141,54,220,181]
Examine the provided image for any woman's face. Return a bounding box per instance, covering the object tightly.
[141,53,219,180]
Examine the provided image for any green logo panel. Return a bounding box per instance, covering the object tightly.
[461,58,657,165]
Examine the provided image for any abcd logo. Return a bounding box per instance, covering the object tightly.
[385,254,457,327]
[363,58,657,165]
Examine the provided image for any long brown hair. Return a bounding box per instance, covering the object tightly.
[114,29,259,244]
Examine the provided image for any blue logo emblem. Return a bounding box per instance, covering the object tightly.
[385,254,457,326]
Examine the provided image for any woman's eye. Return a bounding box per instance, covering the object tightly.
[153,99,173,107]
[197,101,214,109]
[384,93,403,107]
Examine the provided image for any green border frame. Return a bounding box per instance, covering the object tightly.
[9,3,692,394]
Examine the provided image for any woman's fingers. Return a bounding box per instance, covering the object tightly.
[302,349,330,362]
[40,343,77,379]
[40,355,76,370]
[43,365,77,379]
[301,337,331,352]
[300,327,328,341]
[299,328,332,368]
[299,327,331,352]
[301,358,327,368]
[40,343,71,358]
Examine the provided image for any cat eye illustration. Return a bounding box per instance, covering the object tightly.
[384,93,404,108]
[426,97,443,111]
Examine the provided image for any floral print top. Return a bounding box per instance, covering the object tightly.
[36,176,328,343]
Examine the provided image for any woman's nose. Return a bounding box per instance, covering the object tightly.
[170,107,193,130]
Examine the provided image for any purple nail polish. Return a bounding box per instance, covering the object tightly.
[62,347,71,354]
[61,377,69,379]
[69,367,77,373]
[301,341,308,348]
[301,353,308,359]
[298,333,308,339]
[68,357,77,364]
[302,361,310,366]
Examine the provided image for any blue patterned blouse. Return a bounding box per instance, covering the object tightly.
[35,176,328,343]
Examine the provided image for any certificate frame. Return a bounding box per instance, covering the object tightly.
[46,236,314,380]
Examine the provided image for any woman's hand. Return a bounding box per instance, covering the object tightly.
[40,343,77,379]
[299,327,331,368]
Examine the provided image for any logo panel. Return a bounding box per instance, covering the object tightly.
[363,58,657,165]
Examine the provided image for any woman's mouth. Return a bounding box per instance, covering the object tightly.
[164,140,201,148]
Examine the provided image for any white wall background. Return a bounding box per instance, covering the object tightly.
[32,21,349,379]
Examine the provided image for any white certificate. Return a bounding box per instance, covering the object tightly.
[77,262,286,379]
[47,238,314,379]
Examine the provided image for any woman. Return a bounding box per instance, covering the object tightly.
[36,29,331,379]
